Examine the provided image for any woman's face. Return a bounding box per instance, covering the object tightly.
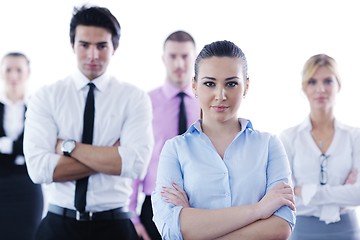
[303,66,339,112]
[193,56,248,124]
[1,56,30,92]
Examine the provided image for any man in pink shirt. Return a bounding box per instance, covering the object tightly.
[130,30,200,240]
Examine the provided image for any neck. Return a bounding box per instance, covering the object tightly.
[310,111,335,153]
[202,117,240,137]
[6,89,24,103]
[310,110,334,130]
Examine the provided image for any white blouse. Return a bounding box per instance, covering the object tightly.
[0,95,26,165]
[280,116,360,223]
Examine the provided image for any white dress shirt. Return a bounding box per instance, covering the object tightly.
[24,69,154,212]
[280,116,360,223]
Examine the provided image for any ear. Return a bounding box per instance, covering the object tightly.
[243,78,250,97]
[192,77,197,97]
[112,47,117,55]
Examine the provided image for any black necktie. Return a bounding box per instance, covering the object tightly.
[177,92,187,135]
[75,83,95,212]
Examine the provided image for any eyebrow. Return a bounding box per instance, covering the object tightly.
[201,76,240,81]
[78,40,109,45]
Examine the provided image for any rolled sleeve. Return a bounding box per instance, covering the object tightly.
[302,184,317,205]
[0,137,13,154]
[267,135,296,229]
[152,191,183,240]
[152,140,184,239]
[118,90,154,179]
[23,87,60,184]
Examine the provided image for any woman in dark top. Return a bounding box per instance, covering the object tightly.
[0,52,43,240]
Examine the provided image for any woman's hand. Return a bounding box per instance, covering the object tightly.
[256,182,295,220]
[344,169,358,185]
[294,186,302,197]
[161,182,190,208]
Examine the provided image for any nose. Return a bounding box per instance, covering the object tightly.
[316,83,325,93]
[87,46,100,60]
[215,87,226,101]
[174,56,185,69]
[7,70,19,82]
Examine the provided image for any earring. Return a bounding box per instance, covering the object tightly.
[195,94,198,98]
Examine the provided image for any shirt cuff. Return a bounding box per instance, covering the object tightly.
[319,205,340,224]
[131,215,141,225]
[0,137,13,154]
[14,156,25,165]
[118,146,147,179]
[302,184,317,205]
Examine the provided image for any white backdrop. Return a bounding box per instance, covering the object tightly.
[2,0,360,133]
[1,0,359,220]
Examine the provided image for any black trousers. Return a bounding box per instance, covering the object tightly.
[36,212,139,240]
[140,195,161,240]
[0,173,43,240]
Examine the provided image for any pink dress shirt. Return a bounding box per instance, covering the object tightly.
[130,81,200,224]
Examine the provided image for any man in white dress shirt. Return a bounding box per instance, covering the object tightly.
[23,5,153,240]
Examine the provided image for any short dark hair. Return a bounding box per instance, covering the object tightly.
[2,52,30,65]
[69,5,121,49]
[163,30,195,49]
[194,40,248,81]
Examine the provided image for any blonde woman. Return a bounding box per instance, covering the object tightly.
[280,54,360,239]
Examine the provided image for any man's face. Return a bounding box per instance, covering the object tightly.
[72,25,115,80]
[162,41,196,89]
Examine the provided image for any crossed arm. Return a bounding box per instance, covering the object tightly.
[53,139,121,182]
[161,182,295,240]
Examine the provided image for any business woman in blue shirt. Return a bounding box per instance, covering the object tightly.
[152,40,296,239]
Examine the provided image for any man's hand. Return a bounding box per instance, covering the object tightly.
[55,139,64,155]
[134,223,151,240]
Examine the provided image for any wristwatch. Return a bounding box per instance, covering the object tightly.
[61,139,76,157]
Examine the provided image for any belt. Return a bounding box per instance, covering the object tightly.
[48,204,134,221]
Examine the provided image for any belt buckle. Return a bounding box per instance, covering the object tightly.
[76,211,93,221]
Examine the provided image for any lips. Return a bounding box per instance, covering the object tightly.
[212,106,229,112]
[315,97,327,101]
[87,64,98,69]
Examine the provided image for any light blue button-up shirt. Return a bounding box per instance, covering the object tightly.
[152,118,296,239]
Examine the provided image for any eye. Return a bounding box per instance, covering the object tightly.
[307,79,316,85]
[203,81,215,87]
[97,43,107,50]
[80,42,89,49]
[324,78,334,85]
[181,54,188,61]
[226,81,238,88]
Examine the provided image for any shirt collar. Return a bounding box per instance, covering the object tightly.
[190,118,253,134]
[72,68,110,92]
[0,93,26,106]
[297,114,345,132]
[161,81,196,99]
